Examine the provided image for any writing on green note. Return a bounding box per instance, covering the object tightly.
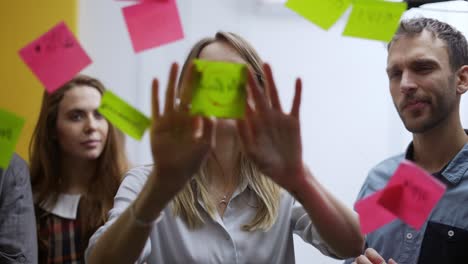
[0,128,12,141]
[191,59,247,119]
[343,0,406,42]
[0,109,25,168]
[98,90,151,140]
[354,8,400,24]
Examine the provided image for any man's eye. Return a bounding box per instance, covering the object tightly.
[388,71,401,79]
[415,66,433,73]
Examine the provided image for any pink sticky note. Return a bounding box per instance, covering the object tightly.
[122,0,184,53]
[18,22,92,93]
[355,189,397,234]
[377,160,446,230]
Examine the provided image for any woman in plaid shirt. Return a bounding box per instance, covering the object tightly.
[29,75,129,263]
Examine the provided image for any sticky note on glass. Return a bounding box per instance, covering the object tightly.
[377,160,446,230]
[190,59,247,119]
[122,0,184,53]
[18,21,92,93]
[0,109,25,169]
[98,90,151,140]
[285,0,352,30]
[343,0,407,42]
[355,189,397,234]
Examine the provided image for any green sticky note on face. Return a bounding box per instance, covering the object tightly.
[0,109,25,169]
[343,0,407,42]
[98,90,151,140]
[190,59,247,119]
[285,0,352,30]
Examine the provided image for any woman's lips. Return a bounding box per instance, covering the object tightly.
[81,140,100,148]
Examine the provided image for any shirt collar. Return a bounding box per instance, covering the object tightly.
[39,193,81,220]
[404,130,468,185]
[440,143,468,185]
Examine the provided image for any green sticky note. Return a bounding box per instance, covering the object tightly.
[191,59,247,119]
[343,0,407,42]
[0,109,25,169]
[98,90,151,140]
[285,0,352,30]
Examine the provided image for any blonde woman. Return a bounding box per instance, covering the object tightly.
[86,32,364,264]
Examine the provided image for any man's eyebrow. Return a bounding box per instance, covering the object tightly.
[410,58,439,67]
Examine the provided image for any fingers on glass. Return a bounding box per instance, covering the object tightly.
[179,62,196,111]
[152,78,160,119]
[164,63,179,114]
[291,78,302,118]
[247,70,267,113]
[263,63,283,112]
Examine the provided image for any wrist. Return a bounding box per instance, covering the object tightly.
[129,202,156,228]
[289,165,315,200]
[132,171,171,223]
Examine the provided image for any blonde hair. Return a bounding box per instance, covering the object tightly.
[172,32,281,231]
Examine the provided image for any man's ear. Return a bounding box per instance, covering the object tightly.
[456,65,468,95]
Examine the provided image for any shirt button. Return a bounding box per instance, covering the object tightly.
[406,233,413,239]
[18,256,26,263]
[448,230,455,237]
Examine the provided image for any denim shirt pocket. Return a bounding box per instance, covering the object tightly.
[417,221,468,264]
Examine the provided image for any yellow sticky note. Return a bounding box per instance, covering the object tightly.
[98,90,151,140]
[0,109,25,169]
[343,0,407,42]
[191,59,247,119]
[285,0,352,30]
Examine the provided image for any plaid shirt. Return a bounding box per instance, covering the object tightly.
[36,206,84,264]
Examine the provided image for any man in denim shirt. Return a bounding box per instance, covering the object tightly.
[347,18,468,264]
[0,153,37,264]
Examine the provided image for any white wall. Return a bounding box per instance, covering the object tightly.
[78,1,468,263]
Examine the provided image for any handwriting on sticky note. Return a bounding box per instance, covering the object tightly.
[0,109,25,169]
[377,160,446,230]
[33,28,75,53]
[0,128,12,141]
[18,21,92,93]
[403,179,429,201]
[98,90,150,140]
[122,0,184,53]
[285,0,352,30]
[190,59,247,119]
[355,189,397,234]
[343,0,406,42]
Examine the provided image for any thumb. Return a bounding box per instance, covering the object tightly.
[388,259,398,264]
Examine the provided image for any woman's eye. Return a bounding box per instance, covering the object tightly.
[70,113,83,121]
[94,111,104,120]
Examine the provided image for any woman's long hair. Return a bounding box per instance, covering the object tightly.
[172,32,281,231]
[29,75,128,250]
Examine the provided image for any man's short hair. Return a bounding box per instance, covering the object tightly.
[388,17,468,72]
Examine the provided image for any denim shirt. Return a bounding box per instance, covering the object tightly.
[345,143,468,264]
[0,154,38,264]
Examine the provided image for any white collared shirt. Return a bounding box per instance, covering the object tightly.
[86,165,338,264]
[39,193,81,219]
